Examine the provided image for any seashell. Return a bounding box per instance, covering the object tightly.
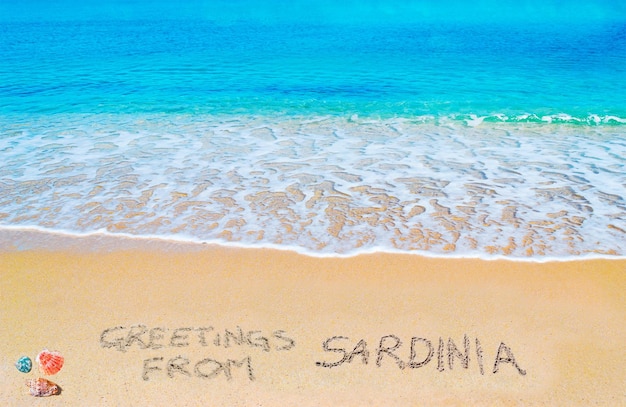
[36,349,64,375]
[26,378,61,397]
[15,356,32,373]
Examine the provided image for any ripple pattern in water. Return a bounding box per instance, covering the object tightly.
[1,114,625,257]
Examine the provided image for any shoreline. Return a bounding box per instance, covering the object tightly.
[1,226,623,262]
[1,230,624,405]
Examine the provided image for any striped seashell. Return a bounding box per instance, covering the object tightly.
[36,349,64,375]
[15,356,32,373]
[26,378,61,397]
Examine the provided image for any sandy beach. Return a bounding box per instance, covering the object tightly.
[0,230,624,405]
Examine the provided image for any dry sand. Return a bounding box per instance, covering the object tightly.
[1,230,624,406]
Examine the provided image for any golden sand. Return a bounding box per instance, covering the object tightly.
[0,231,624,406]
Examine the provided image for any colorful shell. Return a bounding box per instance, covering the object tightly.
[36,349,64,375]
[15,356,32,373]
[26,378,61,397]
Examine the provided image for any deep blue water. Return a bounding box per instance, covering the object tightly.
[1,19,625,119]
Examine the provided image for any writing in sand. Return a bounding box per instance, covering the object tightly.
[101,325,526,382]
[100,324,296,381]
[315,334,526,375]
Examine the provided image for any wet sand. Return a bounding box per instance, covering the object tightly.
[1,230,624,406]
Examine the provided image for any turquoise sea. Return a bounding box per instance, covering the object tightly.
[1,1,625,257]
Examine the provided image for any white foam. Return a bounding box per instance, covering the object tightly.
[1,112,625,259]
[1,224,623,263]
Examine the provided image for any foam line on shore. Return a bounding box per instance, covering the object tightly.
[1,225,622,263]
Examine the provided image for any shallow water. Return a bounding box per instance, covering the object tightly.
[2,21,626,117]
[1,113,624,257]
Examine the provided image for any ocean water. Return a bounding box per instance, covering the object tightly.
[1,2,625,258]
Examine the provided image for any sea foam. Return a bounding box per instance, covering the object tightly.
[1,113,624,258]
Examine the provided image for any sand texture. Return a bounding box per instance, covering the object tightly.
[1,231,625,406]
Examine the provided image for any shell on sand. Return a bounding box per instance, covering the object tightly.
[36,349,64,375]
[15,356,32,373]
[26,378,61,397]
